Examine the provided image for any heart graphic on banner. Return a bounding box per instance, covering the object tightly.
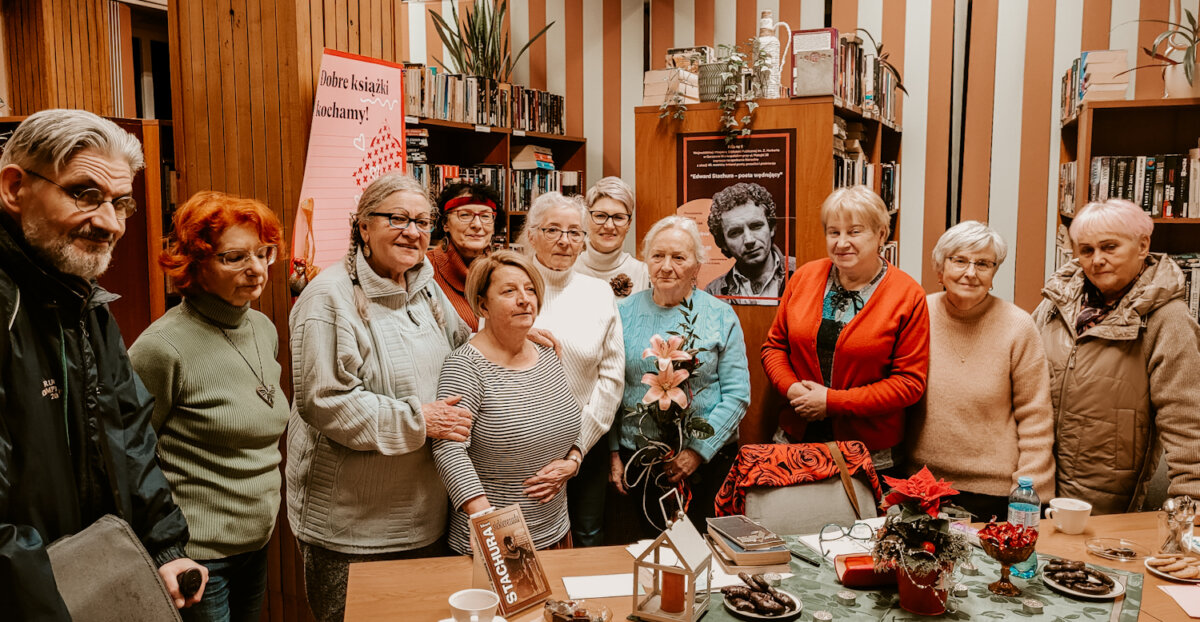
[353,134,366,151]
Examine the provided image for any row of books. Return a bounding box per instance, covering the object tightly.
[1078,152,1199,218]
[510,169,582,213]
[833,156,900,213]
[409,163,506,205]
[402,64,566,135]
[1060,49,1129,119]
[827,32,900,124]
[1172,253,1200,324]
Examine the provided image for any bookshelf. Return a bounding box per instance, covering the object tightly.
[1057,98,1200,258]
[633,95,903,445]
[403,114,585,245]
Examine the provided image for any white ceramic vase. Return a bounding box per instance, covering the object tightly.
[1163,64,1200,98]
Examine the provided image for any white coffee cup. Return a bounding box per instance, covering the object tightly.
[449,588,499,622]
[1044,497,1093,535]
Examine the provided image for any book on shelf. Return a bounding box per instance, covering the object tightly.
[402,63,565,135]
[882,241,898,266]
[411,164,506,206]
[1086,153,1197,218]
[468,505,552,617]
[509,169,583,213]
[1059,161,1077,216]
[791,28,838,97]
[1170,253,1200,323]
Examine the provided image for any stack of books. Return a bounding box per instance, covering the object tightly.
[511,144,555,171]
[1060,50,1129,117]
[642,69,700,107]
[401,63,566,135]
[837,33,864,108]
[705,515,791,573]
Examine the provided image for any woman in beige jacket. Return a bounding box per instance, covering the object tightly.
[1033,199,1200,515]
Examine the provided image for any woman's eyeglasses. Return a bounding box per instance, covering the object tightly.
[369,212,436,233]
[945,256,998,274]
[449,210,495,224]
[589,211,630,227]
[214,245,278,270]
[818,522,875,558]
[540,227,585,243]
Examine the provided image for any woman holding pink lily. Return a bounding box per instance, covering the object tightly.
[609,216,750,538]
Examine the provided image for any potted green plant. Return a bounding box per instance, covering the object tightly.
[1126,9,1199,97]
[714,39,767,144]
[430,0,554,83]
[871,467,971,616]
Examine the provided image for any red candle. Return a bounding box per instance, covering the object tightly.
[660,571,686,613]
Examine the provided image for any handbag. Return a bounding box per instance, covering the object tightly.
[46,514,183,622]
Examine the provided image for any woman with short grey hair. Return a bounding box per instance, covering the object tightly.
[906,220,1054,519]
[287,171,472,621]
[576,176,649,298]
[520,191,624,547]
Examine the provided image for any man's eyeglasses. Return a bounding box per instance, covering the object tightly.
[214,245,278,270]
[818,522,875,558]
[946,256,998,274]
[369,212,435,233]
[449,210,496,225]
[540,227,585,243]
[589,211,630,227]
[24,169,138,219]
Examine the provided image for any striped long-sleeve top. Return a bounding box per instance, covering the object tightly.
[432,344,581,554]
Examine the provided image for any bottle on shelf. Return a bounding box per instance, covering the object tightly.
[1008,476,1040,579]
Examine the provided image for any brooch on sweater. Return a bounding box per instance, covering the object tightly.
[610,274,633,297]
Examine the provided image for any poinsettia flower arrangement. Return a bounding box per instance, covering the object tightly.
[622,299,714,525]
[871,466,972,582]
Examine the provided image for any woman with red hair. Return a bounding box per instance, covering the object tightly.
[129,190,289,622]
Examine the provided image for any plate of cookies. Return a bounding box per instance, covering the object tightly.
[720,573,802,620]
[1144,555,1200,582]
[1042,559,1125,600]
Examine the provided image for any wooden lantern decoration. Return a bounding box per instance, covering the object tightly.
[632,511,712,621]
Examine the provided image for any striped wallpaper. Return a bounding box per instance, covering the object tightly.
[392,0,1198,309]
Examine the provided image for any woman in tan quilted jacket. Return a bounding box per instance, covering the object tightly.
[1033,199,1200,515]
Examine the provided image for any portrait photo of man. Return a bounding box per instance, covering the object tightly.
[704,182,796,304]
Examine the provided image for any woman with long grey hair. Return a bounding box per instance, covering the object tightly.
[286,172,472,622]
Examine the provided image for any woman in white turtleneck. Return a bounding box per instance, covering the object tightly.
[574,176,649,299]
[519,192,625,547]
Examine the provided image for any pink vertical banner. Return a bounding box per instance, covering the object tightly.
[290,49,407,290]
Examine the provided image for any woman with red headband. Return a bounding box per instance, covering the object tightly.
[428,183,504,331]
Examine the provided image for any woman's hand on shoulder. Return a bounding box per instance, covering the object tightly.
[526,328,562,358]
[423,395,473,441]
[790,380,828,421]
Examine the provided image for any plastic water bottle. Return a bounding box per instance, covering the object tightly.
[1008,476,1040,579]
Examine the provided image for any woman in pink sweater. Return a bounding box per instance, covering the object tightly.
[906,221,1055,520]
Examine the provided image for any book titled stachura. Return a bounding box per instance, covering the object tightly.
[468,505,552,617]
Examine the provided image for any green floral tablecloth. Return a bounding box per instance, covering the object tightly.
[632,539,1143,622]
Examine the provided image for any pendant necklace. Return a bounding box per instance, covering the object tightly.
[186,305,276,406]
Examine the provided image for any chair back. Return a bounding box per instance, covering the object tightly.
[745,477,878,535]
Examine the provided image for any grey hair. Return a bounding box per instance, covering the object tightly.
[516,191,587,251]
[584,176,635,226]
[344,172,437,320]
[0,109,145,175]
[931,220,1009,275]
[641,215,707,264]
[820,185,891,239]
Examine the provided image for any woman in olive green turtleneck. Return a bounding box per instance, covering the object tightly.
[129,191,289,622]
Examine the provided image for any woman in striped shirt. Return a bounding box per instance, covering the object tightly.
[432,250,584,553]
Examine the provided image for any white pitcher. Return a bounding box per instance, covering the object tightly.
[757,10,792,98]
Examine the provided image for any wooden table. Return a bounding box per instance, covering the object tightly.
[346,512,1185,621]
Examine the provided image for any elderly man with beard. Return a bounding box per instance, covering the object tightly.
[0,109,206,619]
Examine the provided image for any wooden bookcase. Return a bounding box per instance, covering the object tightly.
[0,116,175,345]
[633,96,902,444]
[404,116,586,243]
[1058,98,1200,259]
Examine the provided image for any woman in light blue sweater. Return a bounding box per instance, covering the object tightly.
[609,216,750,538]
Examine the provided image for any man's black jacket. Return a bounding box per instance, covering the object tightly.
[0,215,188,619]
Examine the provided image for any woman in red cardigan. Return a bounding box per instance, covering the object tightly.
[761,185,929,477]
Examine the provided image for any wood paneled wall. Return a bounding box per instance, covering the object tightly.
[3,0,116,115]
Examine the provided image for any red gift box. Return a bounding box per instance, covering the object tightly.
[834,553,897,588]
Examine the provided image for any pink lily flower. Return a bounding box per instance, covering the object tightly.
[642,334,690,363]
[642,366,690,410]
